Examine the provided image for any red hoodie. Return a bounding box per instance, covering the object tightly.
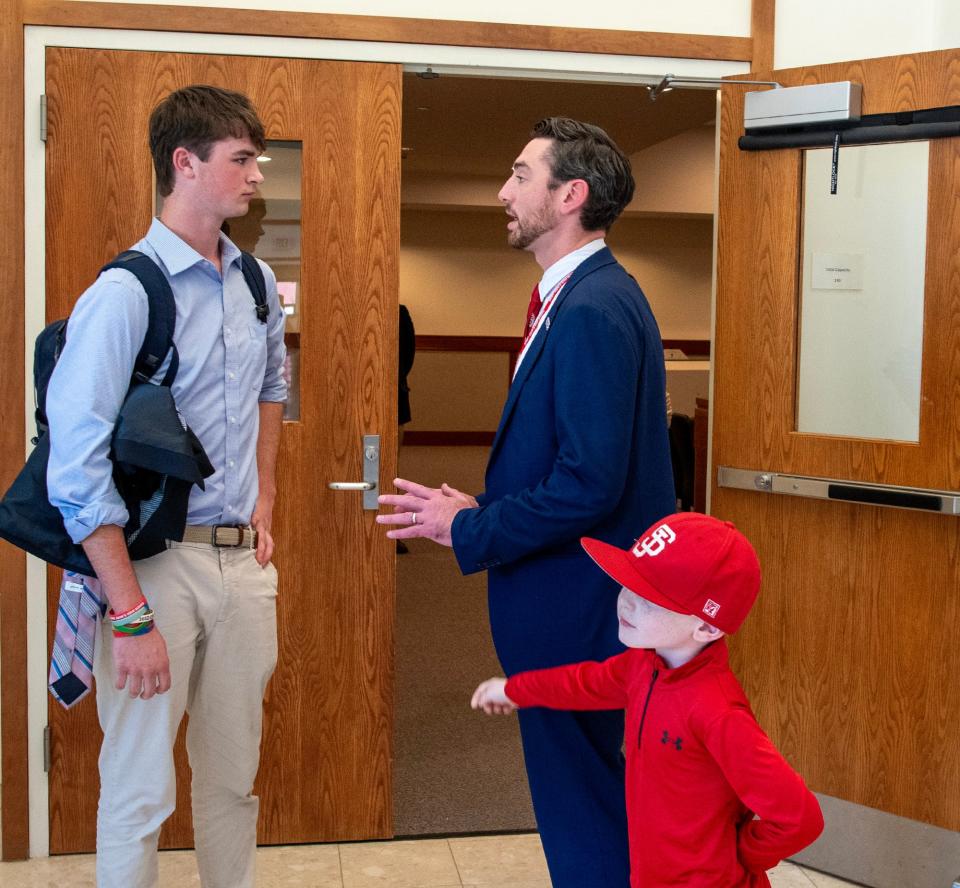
[505,639,823,887]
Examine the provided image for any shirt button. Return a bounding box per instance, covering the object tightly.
[229,416,237,424]
[228,460,235,468]
[228,372,235,380]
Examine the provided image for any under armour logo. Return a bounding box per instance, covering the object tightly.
[632,525,676,558]
[702,599,721,619]
[660,730,683,751]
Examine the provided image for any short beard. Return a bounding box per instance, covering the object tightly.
[507,202,556,250]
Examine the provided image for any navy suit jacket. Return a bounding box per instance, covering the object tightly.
[451,247,676,676]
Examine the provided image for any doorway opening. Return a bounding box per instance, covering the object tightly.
[394,72,718,836]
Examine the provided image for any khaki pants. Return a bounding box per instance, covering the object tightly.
[93,541,278,888]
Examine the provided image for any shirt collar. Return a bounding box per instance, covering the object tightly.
[145,217,242,277]
[538,237,606,297]
[653,637,729,682]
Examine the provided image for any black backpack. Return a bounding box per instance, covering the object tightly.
[32,249,267,440]
[0,249,268,575]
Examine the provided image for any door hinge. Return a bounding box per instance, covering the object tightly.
[43,724,51,773]
[40,94,47,142]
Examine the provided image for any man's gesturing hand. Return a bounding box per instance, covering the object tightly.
[376,478,478,547]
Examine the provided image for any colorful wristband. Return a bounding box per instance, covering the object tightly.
[112,620,155,638]
[109,598,148,622]
[110,601,155,637]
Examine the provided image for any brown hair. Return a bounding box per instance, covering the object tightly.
[531,117,634,232]
[150,85,266,197]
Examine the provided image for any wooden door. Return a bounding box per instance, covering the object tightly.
[714,48,960,842]
[45,48,400,852]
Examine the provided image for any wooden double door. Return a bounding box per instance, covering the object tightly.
[714,46,960,882]
[45,48,400,852]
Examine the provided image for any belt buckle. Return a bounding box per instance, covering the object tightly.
[212,524,245,547]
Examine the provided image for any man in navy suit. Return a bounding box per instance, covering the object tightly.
[378,117,675,887]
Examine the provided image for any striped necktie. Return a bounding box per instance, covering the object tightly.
[49,571,105,708]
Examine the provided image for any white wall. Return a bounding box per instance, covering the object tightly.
[774,0,960,70]
[400,210,713,339]
[71,0,751,36]
[631,126,716,217]
[400,208,714,433]
[60,0,960,72]
[403,128,715,218]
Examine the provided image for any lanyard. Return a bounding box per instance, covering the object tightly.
[512,272,572,380]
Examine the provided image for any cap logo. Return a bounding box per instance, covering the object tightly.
[703,599,721,619]
[631,524,676,558]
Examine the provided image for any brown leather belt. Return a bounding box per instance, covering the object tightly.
[180,525,258,548]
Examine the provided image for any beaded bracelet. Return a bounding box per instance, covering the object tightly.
[110,601,155,638]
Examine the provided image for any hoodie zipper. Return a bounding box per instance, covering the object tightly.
[637,668,660,748]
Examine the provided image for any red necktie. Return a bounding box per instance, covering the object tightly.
[522,283,542,346]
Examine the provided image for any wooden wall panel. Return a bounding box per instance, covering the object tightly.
[724,494,960,829]
[714,48,960,831]
[0,0,29,862]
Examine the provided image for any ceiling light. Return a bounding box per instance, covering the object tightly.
[257,155,272,162]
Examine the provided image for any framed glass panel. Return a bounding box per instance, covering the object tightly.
[224,140,302,420]
[797,141,928,442]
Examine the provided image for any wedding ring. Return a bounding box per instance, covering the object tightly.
[410,512,417,525]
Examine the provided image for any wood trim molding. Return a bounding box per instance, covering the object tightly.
[404,431,496,446]
[417,334,710,357]
[663,338,711,357]
[749,0,775,73]
[24,0,754,62]
[416,334,520,353]
[1,0,29,863]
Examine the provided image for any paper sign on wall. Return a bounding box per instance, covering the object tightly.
[811,252,864,290]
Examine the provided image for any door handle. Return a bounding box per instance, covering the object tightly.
[327,435,380,509]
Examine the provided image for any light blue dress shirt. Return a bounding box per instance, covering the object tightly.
[47,218,287,544]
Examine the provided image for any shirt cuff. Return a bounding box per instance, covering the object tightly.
[62,502,130,545]
[258,381,288,403]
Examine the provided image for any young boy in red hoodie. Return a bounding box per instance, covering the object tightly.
[472,512,824,887]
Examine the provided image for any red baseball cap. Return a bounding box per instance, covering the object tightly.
[581,513,761,635]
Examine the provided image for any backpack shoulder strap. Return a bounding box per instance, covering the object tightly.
[239,251,269,323]
[100,250,179,386]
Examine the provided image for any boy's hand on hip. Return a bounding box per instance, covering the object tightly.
[471,677,517,715]
[113,630,171,699]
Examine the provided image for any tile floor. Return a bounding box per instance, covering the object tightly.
[0,832,861,887]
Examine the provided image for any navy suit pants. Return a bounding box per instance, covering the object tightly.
[517,706,630,888]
